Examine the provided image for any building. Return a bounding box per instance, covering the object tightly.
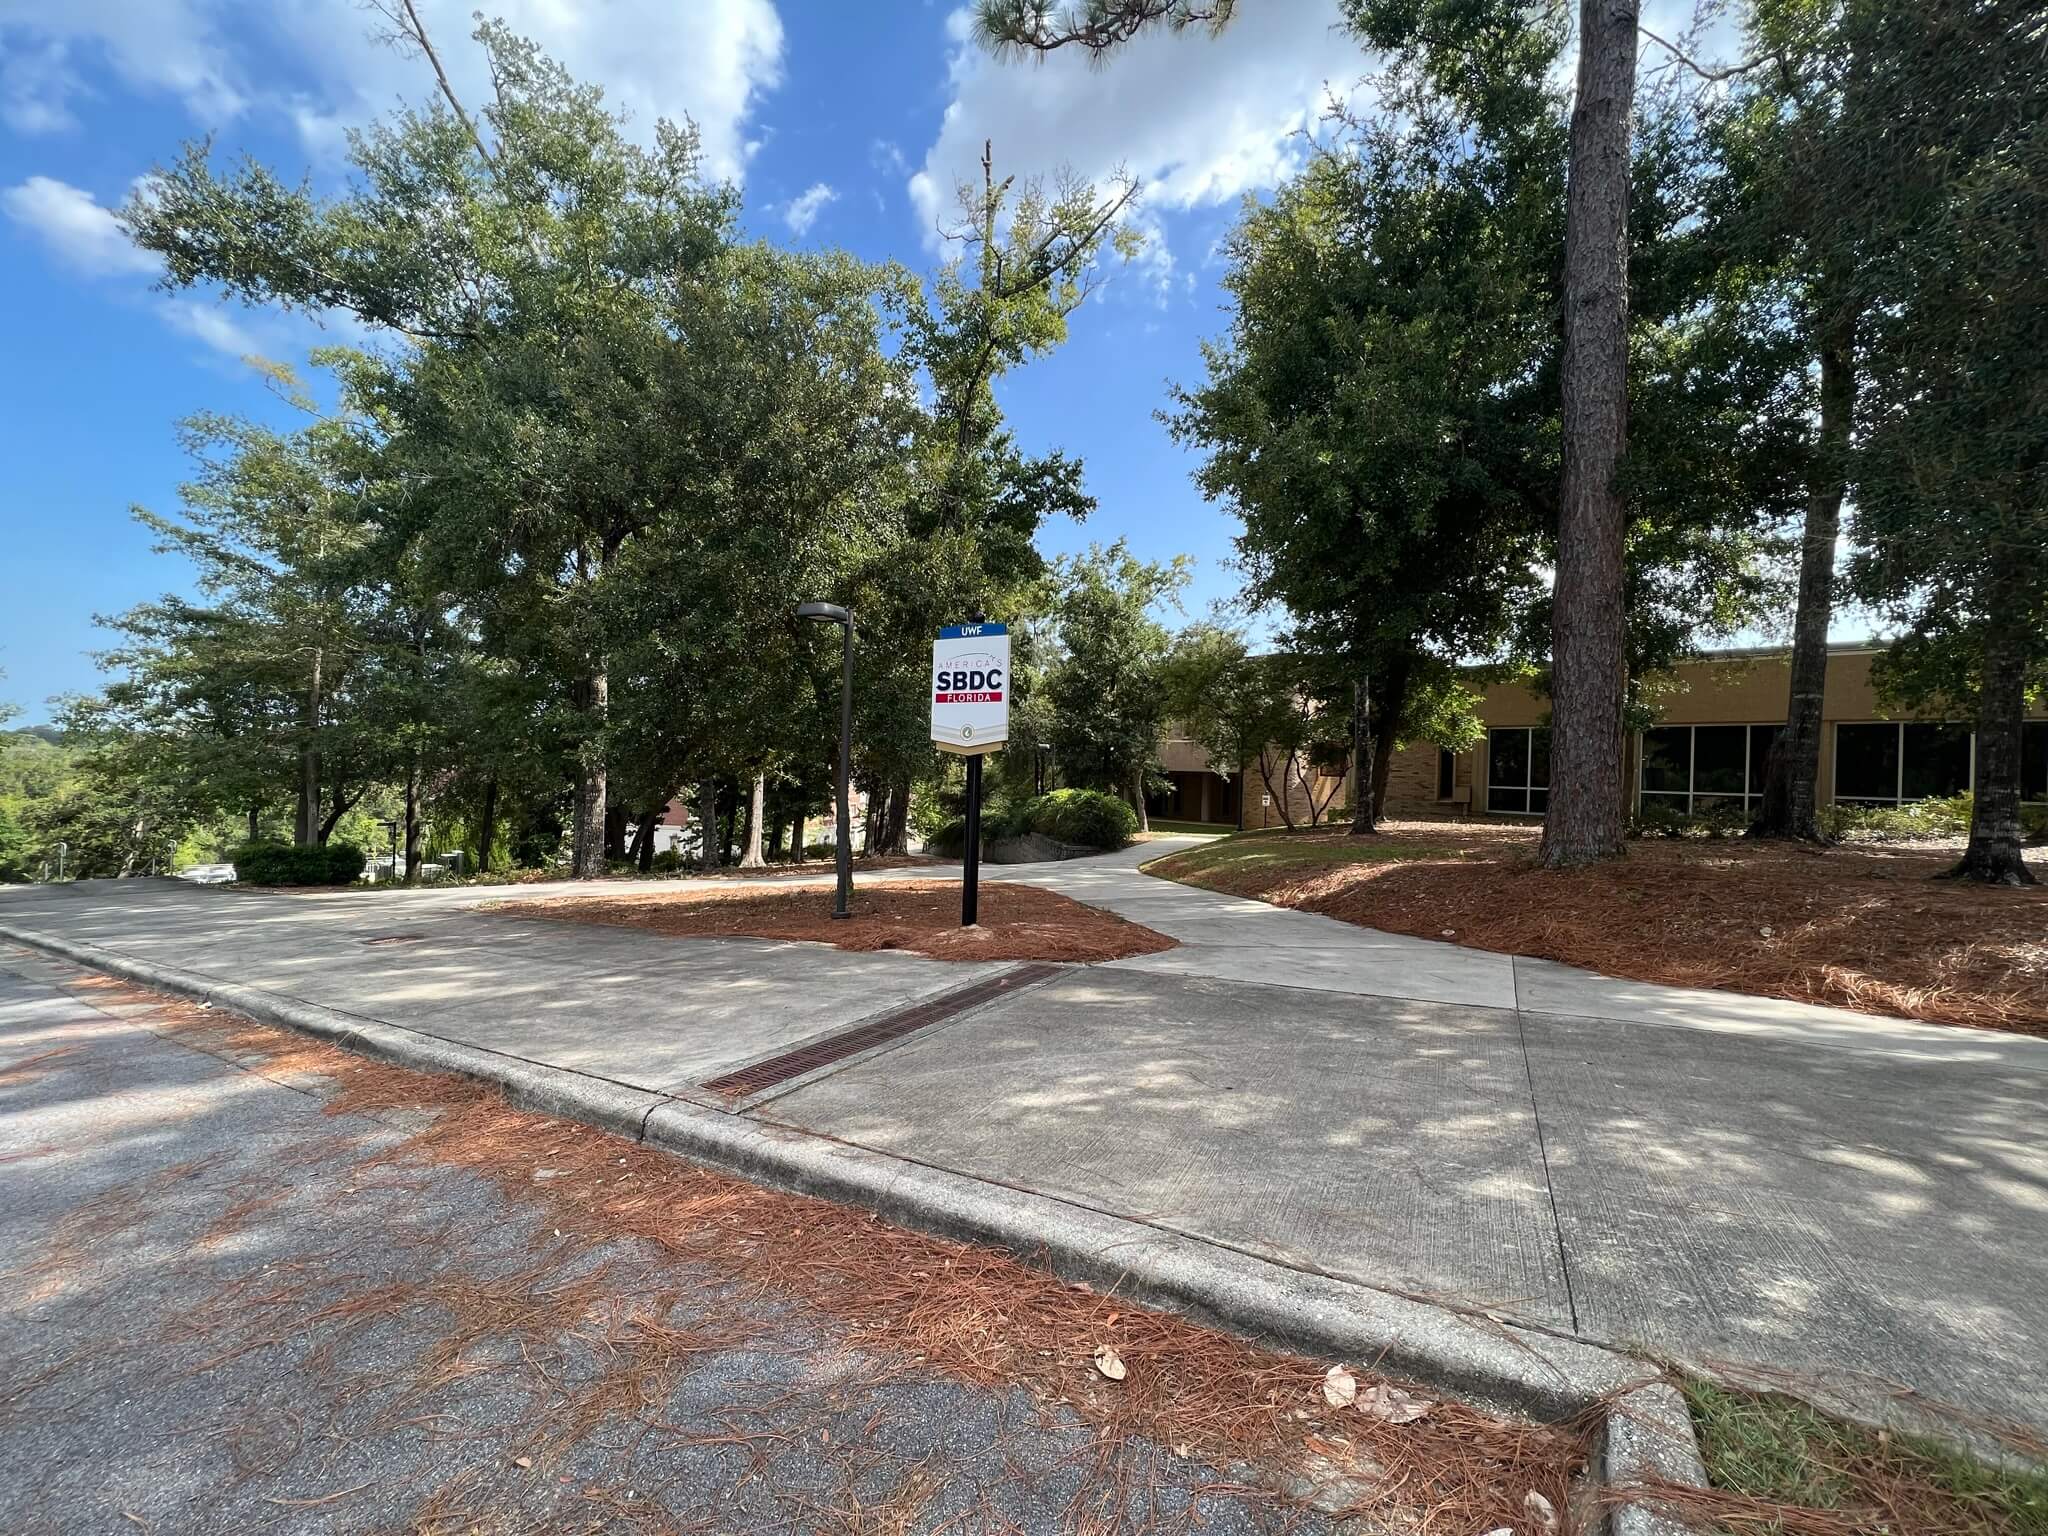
[1154,645,2048,828]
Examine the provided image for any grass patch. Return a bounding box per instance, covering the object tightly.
[1678,1374,2048,1535]
[1144,827,1460,884]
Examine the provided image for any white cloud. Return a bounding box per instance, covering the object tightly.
[160,297,262,359]
[782,180,837,235]
[908,1,1367,247]
[1,175,158,276]
[0,172,281,359]
[0,0,785,183]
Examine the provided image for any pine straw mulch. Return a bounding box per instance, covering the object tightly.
[493,879,1178,964]
[17,968,1600,1534]
[1145,822,2048,1036]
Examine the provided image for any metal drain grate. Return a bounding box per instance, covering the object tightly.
[701,963,1063,1101]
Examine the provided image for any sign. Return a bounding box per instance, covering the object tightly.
[931,622,1010,756]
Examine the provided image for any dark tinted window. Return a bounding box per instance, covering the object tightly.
[1437,749,1455,799]
[1901,723,1972,800]
[2025,722,2048,803]
[1641,727,1690,793]
[1490,729,1528,789]
[1530,728,1551,788]
[1835,723,1899,801]
[1694,726,1748,795]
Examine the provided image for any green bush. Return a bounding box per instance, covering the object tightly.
[650,848,683,874]
[1629,801,1732,840]
[1028,789,1137,849]
[929,789,1137,854]
[1821,792,1974,841]
[232,841,367,886]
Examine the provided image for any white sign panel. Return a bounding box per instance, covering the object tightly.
[930,622,1010,756]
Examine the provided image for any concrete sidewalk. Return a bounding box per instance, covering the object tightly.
[5,857,2046,1442]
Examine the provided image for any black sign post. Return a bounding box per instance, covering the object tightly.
[962,752,983,927]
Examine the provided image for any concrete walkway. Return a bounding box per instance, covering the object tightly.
[5,853,2046,1440]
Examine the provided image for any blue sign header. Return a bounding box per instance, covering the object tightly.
[938,622,1008,639]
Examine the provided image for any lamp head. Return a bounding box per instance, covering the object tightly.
[795,601,852,625]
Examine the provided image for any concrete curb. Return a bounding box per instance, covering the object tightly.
[2,917,1712,1531]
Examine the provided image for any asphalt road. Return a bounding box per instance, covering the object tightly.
[0,949,1337,1536]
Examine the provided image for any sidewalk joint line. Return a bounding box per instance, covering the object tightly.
[1515,960,1580,1333]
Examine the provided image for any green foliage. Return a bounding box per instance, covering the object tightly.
[231,841,367,886]
[1681,1373,2048,1532]
[649,848,683,874]
[1041,542,1187,799]
[1629,799,1752,841]
[928,787,1137,855]
[1019,789,1138,849]
[1818,794,1976,843]
[91,17,1128,881]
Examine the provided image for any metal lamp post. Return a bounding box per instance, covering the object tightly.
[796,602,855,920]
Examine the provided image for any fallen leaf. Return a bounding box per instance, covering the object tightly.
[1172,1443,1192,1459]
[1359,1383,1434,1424]
[1092,1345,1127,1381]
[1321,1364,1359,1409]
[512,1457,532,1470]
[1524,1489,1559,1533]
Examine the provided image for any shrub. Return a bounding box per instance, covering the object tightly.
[1028,788,1137,849]
[650,848,682,874]
[232,841,367,886]
[1822,792,1974,842]
[925,788,1138,854]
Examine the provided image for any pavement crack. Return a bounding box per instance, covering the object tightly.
[1515,963,1580,1334]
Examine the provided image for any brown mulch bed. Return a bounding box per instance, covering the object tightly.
[1147,822,2048,1035]
[499,879,1177,964]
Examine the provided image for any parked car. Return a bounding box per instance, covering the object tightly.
[176,862,237,884]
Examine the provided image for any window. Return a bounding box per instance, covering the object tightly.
[1637,724,1782,815]
[1437,748,1456,800]
[1833,721,1974,806]
[1486,727,1549,814]
[2026,722,2048,804]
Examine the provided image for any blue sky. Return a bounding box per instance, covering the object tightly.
[0,0,1392,723]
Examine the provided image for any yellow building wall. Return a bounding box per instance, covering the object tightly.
[1377,648,2047,820]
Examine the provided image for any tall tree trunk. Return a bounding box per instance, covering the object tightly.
[1371,657,1411,822]
[698,781,722,870]
[1755,283,1855,841]
[1951,601,2037,885]
[1541,0,1639,870]
[318,785,356,844]
[571,668,609,880]
[404,762,423,883]
[248,804,261,844]
[296,646,323,847]
[863,784,889,853]
[739,773,767,868]
[603,802,627,862]
[633,801,660,874]
[792,811,806,864]
[476,775,499,875]
[883,778,911,854]
[1131,767,1150,833]
[1349,674,1378,835]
